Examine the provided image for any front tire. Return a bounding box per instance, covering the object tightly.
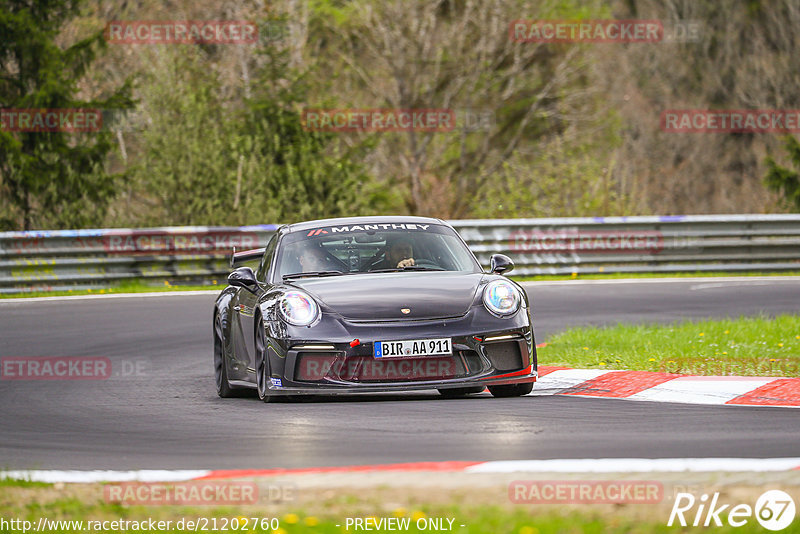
[214,314,237,398]
[255,317,278,403]
[488,382,534,398]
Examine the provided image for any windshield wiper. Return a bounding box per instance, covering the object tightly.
[282,270,345,280]
[369,266,445,273]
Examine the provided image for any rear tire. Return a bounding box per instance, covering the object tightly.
[488,382,533,398]
[214,314,236,398]
[438,386,485,398]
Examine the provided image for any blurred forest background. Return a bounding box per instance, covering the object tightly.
[2,0,800,230]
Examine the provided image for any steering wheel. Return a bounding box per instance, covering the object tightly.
[412,259,443,269]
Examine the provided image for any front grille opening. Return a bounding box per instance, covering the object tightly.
[295,352,339,382]
[458,350,483,375]
[295,353,468,383]
[484,341,524,372]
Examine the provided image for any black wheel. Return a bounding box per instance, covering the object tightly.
[437,386,485,398]
[488,382,534,398]
[214,314,236,398]
[255,318,278,403]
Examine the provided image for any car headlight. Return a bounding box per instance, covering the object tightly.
[279,291,320,326]
[483,279,521,316]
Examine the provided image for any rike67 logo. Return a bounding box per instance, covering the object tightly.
[668,490,795,531]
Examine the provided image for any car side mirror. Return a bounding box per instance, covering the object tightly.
[228,267,259,293]
[489,254,514,275]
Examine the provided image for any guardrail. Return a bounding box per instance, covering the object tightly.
[456,214,800,276]
[0,215,798,293]
[0,225,277,294]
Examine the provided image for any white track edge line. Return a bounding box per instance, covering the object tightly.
[0,470,210,483]
[4,458,800,482]
[465,458,800,473]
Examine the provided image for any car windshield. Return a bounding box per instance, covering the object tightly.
[274,223,481,280]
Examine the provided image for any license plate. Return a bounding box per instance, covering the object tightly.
[374,338,452,358]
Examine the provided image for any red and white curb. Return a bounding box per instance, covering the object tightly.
[4,458,800,483]
[534,366,800,407]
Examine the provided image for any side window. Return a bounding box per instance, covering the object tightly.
[257,234,278,282]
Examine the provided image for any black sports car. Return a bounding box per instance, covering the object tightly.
[213,216,537,401]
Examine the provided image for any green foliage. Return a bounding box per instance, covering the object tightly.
[523,0,612,19]
[470,134,627,219]
[0,0,133,230]
[127,43,382,227]
[236,99,378,224]
[5,0,798,230]
[764,136,800,211]
[308,0,361,25]
[303,0,614,218]
[123,49,240,226]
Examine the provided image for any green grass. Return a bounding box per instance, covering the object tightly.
[515,271,800,282]
[539,314,800,376]
[0,477,51,488]
[1,494,790,533]
[0,279,223,299]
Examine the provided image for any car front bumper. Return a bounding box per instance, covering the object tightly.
[262,317,537,395]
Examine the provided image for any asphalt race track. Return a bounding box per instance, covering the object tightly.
[1,277,799,470]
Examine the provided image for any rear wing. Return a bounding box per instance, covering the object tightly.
[230,246,266,268]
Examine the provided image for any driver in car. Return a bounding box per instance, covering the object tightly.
[371,238,415,269]
[298,245,331,272]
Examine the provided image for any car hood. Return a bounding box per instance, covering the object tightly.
[289,271,485,321]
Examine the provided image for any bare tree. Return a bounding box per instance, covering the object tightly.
[315,0,600,217]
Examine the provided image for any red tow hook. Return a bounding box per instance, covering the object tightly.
[349,339,361,347]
